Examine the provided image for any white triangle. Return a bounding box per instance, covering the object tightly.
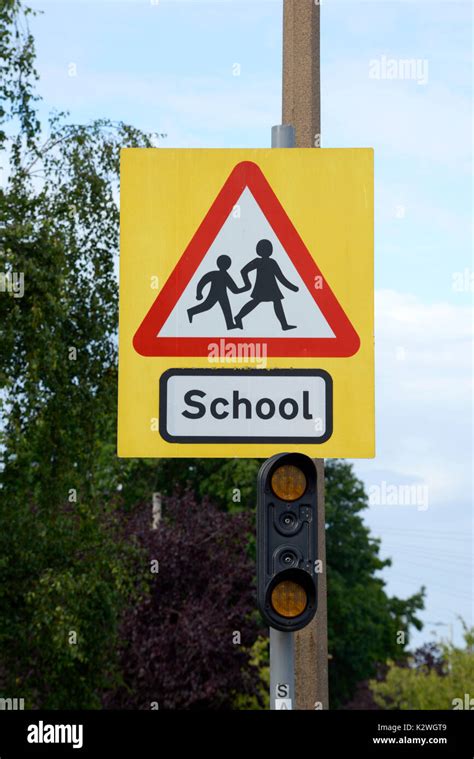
[158,188,335,339]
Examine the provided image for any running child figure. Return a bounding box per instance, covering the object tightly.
[187,254,245,330]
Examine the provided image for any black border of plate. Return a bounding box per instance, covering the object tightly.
[159,368,333,444]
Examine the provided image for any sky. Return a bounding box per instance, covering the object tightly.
[27,0,473,649]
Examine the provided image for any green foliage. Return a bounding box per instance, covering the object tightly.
[324,459,424,706]
[370,627,474,710]
[117,457,262,513]
[0,0,40,153]
[232,636,270,710]
[0,1,152,707]
[15,509,136,708]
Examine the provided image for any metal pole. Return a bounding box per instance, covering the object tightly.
[268,121,297,714]
[270,628,295,709]
[271,124,295,148]
[271,0,329,710]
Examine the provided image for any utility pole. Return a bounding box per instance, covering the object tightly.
[295,459,328,709]
[282,0,321,149]
[274,0,329,710]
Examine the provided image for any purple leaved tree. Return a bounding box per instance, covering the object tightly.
[104,491,264,710]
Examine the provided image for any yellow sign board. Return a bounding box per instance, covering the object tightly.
[118,148,374,458]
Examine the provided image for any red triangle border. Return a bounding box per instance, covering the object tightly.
[132,161,360,358]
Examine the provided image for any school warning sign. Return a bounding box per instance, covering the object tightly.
[118,148,374,459]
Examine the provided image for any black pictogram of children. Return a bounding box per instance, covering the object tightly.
[187,239,299,331]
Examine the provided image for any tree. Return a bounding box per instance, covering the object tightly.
[0,1,154,707]
[370,626,474,710]
[343,642,445,709]
[324,460,424,706]
[103,492,264,710]
[116,457,262,515]
[0,0,39,155]
[116,457,424,707]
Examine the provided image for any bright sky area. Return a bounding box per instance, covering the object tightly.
[28,0,473,649]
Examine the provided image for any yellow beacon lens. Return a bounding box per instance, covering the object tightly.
[271,580,308,618]
[271,465,307,501]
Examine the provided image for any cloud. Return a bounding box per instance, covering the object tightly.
[352,289,473,644]
[354,289,473,509]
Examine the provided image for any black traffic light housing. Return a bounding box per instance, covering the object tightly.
[257,453,318,632]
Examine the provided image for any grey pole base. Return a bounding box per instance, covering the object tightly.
[271,124,296,148]
[270,628,295,710]
[269,123,296,712]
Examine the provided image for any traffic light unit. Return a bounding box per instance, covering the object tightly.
[257,453,318,632]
